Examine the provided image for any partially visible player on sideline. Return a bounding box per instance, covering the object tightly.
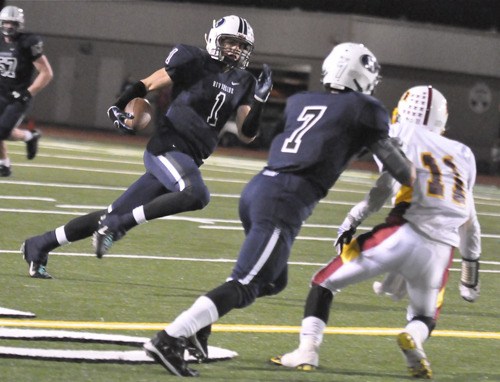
[142,42,416,377]
[21,15,272,278]
[0,5,53,176]
[271,86,481,379]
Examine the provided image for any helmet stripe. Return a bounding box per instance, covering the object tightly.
[423,86,433,125]
[238,17,247,35]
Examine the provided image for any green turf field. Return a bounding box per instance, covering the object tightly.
[1,136,499,381]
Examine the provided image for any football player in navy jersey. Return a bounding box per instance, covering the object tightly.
[0,5,53,176]
[142,42,416,377]
[21,15,272,278]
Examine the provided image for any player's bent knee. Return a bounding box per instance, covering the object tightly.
[205,280,258,316]
[257,278,287,297]
[183,185,210,210]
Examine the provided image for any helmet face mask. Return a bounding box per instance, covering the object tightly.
[396,85,448,134]
[0,6,24,37]
[322,42,381,95]
[205,15,254,69]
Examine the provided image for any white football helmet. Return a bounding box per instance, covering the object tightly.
[396,85,448,134]
[322,42,381,95]
[205,15,254,69]
[0,6,24,37]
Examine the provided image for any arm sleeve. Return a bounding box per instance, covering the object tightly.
[459,150,481,261]
[114,81,148,110]
[458,204,481,261]
[368,137,414,186]
[241,100,264,138]
[348,171,397,225]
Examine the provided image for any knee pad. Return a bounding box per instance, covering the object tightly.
[257,270,288,297]
[183,184,210,210]
[411,315,436,335]
[206,280,258,317]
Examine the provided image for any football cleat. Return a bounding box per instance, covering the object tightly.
[270,348,318,371]
[0,164,11,177]
[92,226,114,259]
[397,332,432,379]
[26,129,41,160]
[21,240,52,279]
[143,330,198,377]
[92,214,125,258]
[186,325,211,362]
[28,262,52,279]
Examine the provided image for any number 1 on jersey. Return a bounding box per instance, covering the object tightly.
[207,92,226,127]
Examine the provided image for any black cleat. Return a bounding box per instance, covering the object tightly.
[92,224,114,258]
[21,239,52,279]
[28,261,53,279]
[26,129,41,160]
[187,325,211,363]
[144,331,198,377]
[92,214,126,258]
[0,164,11,177]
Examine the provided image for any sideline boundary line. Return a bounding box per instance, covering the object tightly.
[0,320,498,339]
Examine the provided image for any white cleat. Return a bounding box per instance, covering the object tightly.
[397,332,432,379]
[270,348,318,371]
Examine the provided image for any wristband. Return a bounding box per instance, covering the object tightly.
[460,258,479,288]
[241,100,264,138]
[115,81,147,110]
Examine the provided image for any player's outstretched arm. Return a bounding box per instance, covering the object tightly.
[369,138,415,187]
[334,171,395,253]
[237,64,273,142]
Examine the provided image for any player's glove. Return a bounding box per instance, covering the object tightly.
[334,214,359,254]
[459,258,480,302]
[254,64,273,103]
[107,106,135,135]
[10,89,32,104]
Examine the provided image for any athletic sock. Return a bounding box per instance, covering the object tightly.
[404,320,429,348]
[166,296,219,338]
[299,316,325,350]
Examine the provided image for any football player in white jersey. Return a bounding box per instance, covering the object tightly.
[271,86,481,379]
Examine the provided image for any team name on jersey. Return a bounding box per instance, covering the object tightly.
[212,81,234,94]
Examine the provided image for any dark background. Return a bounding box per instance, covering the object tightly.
[154,0,500,31]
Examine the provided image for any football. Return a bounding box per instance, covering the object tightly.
[124,97,153,131]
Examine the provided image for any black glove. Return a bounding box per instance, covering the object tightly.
[107,106,135,135]
[334,214,358,254]
[334,227,356,255]
[10,89,32,104]
[254,64,273,102]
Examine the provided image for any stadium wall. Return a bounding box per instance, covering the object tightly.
[9,0,500,170]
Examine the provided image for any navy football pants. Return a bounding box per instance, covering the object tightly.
[228,170,318,300]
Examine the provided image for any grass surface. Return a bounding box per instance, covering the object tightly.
[0,137,499,381]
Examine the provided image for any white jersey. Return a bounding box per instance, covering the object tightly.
[392,123,478,249]
[346,122,481,259]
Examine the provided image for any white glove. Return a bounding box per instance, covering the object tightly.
[372,273,407,301]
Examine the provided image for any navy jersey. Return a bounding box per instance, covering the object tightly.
[147,44,255,164]
[266,90,390,197]
[0,32,44,94]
